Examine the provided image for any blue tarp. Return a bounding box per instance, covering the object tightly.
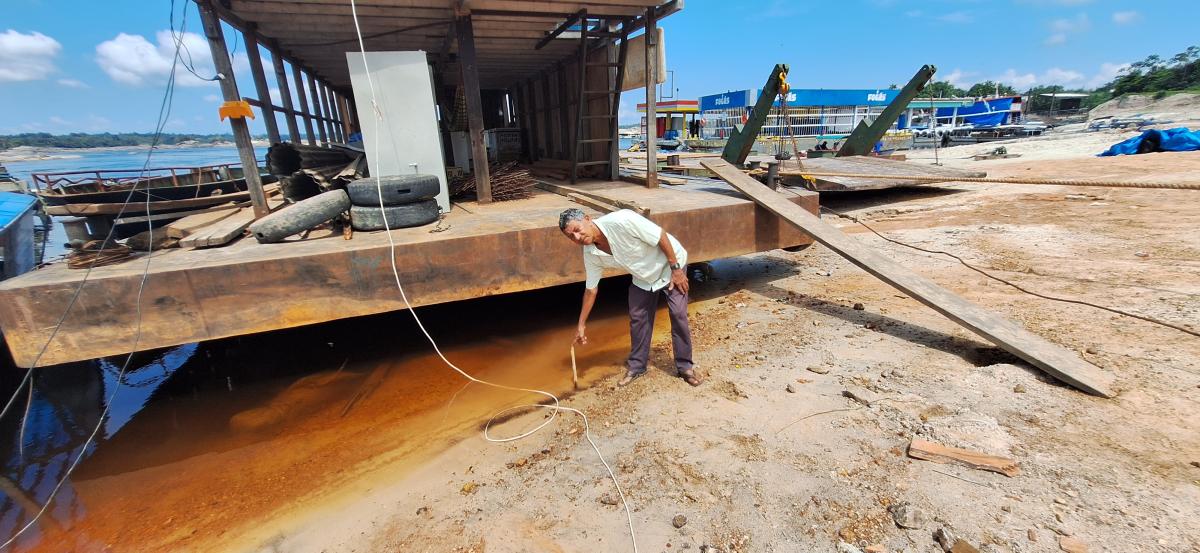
[1097,127,1200,156]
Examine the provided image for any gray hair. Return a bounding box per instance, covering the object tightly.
[558,208,585,231]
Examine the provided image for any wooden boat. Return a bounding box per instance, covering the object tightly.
[32,163,276,216]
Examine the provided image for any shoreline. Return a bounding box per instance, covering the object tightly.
[0,141,270,163]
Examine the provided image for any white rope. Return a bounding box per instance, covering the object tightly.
[348,2,638,550]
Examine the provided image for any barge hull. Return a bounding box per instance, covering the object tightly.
[0,181,817,368]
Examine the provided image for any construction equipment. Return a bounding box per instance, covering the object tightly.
[837,64,937,157]
[721,64,789,166]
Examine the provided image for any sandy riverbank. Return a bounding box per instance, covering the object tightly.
[0,140,271,163]
[239,136,1198,552]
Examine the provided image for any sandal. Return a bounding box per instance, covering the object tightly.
[617,371,644,387]
[678,368,703,387]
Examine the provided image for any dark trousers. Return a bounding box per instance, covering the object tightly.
[626,283,694,375]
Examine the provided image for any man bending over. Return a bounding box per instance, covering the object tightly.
[558,208,702,387]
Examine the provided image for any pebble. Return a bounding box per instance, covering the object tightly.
[889,502,927,529]
[1133,251,1149,258]
[807,365,831,375]
[786,383,798,393]
[1053,497,1068,505]
[1084,346,1098,354]
[672,514,688,528]
[1013,384,1027,393]
[599,493,619,505]
[853,302,865,310]
[1028,529,1038,542]
[865,546,885,553]
[836,543,864,553]
[1058,536,1088,553]
[933,527,957,552]
[754,354,766,361]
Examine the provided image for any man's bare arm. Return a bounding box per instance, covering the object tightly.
[575,287,598,344]
[658,230,689,294]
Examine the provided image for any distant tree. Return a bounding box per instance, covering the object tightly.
[965,80,1018,98]
[924,80,966,98]
[888,83,898,89]
[0,132,249,149]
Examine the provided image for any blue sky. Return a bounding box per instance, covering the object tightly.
[1,0,1197,135]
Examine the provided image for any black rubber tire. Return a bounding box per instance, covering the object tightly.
[249,189,350,243]
[350,200,440,231]
[346,174,440,206]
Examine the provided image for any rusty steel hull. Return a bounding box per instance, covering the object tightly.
[0,181,818,368]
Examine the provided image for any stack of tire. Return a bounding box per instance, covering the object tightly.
[247,174,441,244]
[345,174,441,231]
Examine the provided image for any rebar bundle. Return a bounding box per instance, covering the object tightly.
[449,162,535,202]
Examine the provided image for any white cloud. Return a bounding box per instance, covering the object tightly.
[904,10,924,18]
[48,116,69,126]
[994,69,1039,90]
[1050,13,1090,32]
[268,87,281,105]
[937,11,974,24]
[941,68,977,87]
[0,30,62,82]
[1045,13,1089,45]
[1044,33,1067,46]
[95,30,218,87]
[57,78,88,88]
[1087,62,1130,88]
[203,93,223,102]
[1112,11,1140,25]
[1041,67,1084,85]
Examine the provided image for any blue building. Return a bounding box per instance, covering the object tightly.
[697,88,903,140]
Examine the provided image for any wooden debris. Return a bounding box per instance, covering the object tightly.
[620,171,686,186]
[450,161,534,201]
[533,181,649,216]
[700,157,1115,397]
[907,438,1021,477]
[178,196,284,248]
[165,205,243,239]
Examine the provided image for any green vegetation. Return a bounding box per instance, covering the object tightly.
[0,132,271,150]
[919,46,1200,112]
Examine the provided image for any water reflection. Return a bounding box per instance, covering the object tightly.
[0,344,197,550]
[0,277,640,551]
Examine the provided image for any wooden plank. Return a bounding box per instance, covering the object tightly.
[44,195,245,216]
[700,158,1115,397]
[781,156,987,192]
[180,195,286,248]
[533,180,648,215]
[567,192,617,214]
[907,439,1020,477]
[165,205,244,239]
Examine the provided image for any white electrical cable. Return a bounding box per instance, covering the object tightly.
[347,2,638,551]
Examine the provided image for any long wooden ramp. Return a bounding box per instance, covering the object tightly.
[701,158,1115,397]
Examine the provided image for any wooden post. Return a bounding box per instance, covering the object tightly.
[540,73,553,159]
[318,83,336,143]
[523,80,540,161]
[338,94,353,139]
[643,8,658,188]
[307,74,328,145]
[268,42,300,144]
[457,14,491,202]
[197,1,269,218]
[557,62,571,159]
[327,88,342,142]
[292,64,316,145]
[242,27,280,145]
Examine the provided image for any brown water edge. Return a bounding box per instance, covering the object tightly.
[4,267,767,553]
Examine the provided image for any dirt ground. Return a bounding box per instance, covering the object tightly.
[241,135,1198,553]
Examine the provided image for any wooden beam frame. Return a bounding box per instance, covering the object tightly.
[457,14,492,203]
[535,8,586,50]
[291,64,317,145]
[197,0,269,218]
[268,41,301,143]
[243,26,281,144]
[642,6,658,187]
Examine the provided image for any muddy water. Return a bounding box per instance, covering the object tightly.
[0,277,668,552]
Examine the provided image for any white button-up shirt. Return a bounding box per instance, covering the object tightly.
[583,209,687,292]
